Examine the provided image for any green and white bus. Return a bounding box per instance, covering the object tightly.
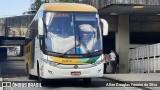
[25,3,108,83]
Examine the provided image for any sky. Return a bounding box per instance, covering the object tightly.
[0,0,30,17]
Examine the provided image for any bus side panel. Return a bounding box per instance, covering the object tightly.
[25,39,35,74]
[25,42,31,73]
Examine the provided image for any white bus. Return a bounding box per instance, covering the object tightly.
[25,3,108,83]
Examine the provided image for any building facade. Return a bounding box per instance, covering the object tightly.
[81,0,160,73]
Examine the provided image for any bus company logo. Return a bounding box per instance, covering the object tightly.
[74,65,78,69]
[62,60,72,62]
[2,82,11,87]
[68,55,83,58]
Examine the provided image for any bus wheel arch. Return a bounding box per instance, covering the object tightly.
[25,63,29,74]
[37,61,40,77]
[37,61,42,81]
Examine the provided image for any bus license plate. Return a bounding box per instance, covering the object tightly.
[71,72,81,76]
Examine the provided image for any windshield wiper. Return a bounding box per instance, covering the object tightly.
[60,43,80,57]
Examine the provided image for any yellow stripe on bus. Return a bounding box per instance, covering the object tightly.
[49,56,88,64]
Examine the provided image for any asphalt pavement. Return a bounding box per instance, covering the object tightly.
[3,77,141,90]
[2,56,160,90]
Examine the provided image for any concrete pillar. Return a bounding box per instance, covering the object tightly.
[20,45,24,56]
[116,15,129,73]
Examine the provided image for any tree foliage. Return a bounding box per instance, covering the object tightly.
[30,0,80,11]
[35,0,42,11]
[30,0,43,11]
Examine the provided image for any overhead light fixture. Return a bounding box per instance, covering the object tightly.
[133,6,144,9]
[110,13,118,15]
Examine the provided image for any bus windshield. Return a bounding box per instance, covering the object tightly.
[44,12,102,56]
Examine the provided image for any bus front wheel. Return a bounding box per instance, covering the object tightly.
[26,64,34,79]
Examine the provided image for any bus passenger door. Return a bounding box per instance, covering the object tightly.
[33,36,40,75]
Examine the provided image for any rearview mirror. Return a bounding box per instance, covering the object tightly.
[100,19,108,36]
[38,18,44,36]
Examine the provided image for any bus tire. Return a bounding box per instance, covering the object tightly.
[83,78,91,84]
[39,77,46,85]
[28,74,34,79]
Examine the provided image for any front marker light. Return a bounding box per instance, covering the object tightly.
[41,58,59,66]
[49,61,59,66]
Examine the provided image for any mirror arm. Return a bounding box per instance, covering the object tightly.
[38,18,44,36]
[100,19,108,36]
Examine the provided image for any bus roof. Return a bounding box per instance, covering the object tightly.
[40,3,97,12]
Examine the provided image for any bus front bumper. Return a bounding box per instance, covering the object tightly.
[40,63,103,79]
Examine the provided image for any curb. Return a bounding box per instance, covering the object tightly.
[103,77,151,90]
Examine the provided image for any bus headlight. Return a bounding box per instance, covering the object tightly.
[41,58,59,66]
[92,59,104,66]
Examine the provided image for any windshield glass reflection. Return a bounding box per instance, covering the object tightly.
[44,12,102,55]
